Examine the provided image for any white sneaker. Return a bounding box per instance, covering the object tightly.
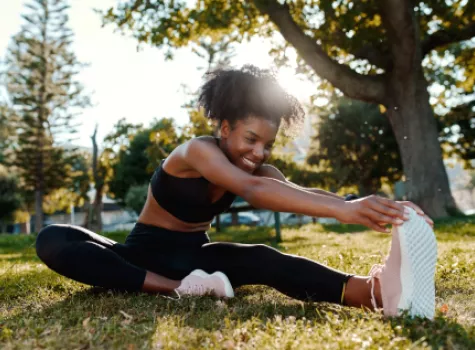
[396,207,438,319]
[175,269,234,298]
[369,207,437,319]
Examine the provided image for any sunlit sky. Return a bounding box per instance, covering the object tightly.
[0,0,315,147]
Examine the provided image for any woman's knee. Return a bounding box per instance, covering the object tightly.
[251,244,280,256]
[36,224,70,264]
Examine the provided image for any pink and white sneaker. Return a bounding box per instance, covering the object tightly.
[175,269,234,298]
[368,207,437,319]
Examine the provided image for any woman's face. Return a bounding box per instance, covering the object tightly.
[220,116,279,173]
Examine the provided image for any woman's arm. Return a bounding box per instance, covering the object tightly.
[256,164,434,227]
[176,139,407,233]
[255,164,345,200]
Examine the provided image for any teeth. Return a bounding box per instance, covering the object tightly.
[242,157,256,168]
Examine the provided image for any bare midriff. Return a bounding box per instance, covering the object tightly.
[137,186,213,232]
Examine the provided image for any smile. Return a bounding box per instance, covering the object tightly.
[242,157,258,169]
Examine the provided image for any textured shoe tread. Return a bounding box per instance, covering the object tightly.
[398,208,437,319]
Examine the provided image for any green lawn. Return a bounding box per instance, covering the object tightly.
[1,220,474,349]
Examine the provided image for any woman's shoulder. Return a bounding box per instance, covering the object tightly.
[182,136,219,152]
[172,136,220,162]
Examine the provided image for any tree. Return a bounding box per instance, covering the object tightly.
[0,104,17,164]
[307,98,403,196]
[439,98,475,168]
[5,0,90,230]
[108,118,183,203]
[181,38,236,139]
[83,125,105,231]
[125,184,149,215]
[0,165,22,227]
[102,0,475,218]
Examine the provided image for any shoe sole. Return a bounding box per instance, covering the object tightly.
[189,269,234,298]
[397,208,437,319]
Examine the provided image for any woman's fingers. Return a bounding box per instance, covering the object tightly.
[398,201,425,216]
[364,197,406,221]
[397,201,434,227]
[365,207,404,226]
[363,217,390,233]
[376,196,406,210]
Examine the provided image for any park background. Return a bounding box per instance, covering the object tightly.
[0,1,474,349]
[1,0,475,234]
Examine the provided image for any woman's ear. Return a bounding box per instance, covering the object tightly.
[220,120,231,139]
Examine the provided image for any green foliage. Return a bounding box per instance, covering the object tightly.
[125,183,148,215]
[0,104,17,164]
[0,165,22,222]
[307,98,402,196]
[102,0,475,170]
[182,109,216,138]
[146,118,187,171]
[108,129,152,204]
[439,98,475,168]
[101,1,474,79]
[4,0,90,226]
[107,118,185,204]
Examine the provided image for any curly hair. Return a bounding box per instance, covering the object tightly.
[198,65,305,136]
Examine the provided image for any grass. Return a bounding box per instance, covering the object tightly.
[0,221,474,349]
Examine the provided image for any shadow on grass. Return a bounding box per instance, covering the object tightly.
[0,233,37,254]
[389,314,475,349]
[2,277,474,349]
[320,224,370,234]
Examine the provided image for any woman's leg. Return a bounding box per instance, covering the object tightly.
[36,224,180,292]
[196,242,378,306]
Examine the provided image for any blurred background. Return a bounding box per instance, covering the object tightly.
[1,0,474,234]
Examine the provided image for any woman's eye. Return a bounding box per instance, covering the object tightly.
[246,138,256,143]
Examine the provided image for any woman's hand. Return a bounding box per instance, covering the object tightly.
[396,201,434,228]
[335,195,408,233]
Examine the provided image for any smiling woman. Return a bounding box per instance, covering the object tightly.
[36,64,437,320]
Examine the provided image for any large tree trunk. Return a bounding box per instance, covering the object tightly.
[386,70,457,217]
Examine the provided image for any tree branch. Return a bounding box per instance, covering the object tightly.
[352,44,391,70]
[332,29,390,70]
[254,0,386,103]
[422,23,475,56]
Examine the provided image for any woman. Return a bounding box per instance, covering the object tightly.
[36,66,437,318]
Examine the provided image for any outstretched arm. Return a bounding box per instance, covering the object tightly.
[176,139,407,233]
[255,164,345,200]
[256,164,433,227]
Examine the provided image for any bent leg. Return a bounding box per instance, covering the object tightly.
[36,224,146,291]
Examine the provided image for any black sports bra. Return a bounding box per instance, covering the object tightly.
[150,138,236,223]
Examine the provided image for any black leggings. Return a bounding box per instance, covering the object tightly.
[36,223,352,303]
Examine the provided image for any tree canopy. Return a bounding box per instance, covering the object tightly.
[308,98,403,196]
[102,0,475,217]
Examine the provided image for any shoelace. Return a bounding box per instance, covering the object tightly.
[367,264,384,309]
